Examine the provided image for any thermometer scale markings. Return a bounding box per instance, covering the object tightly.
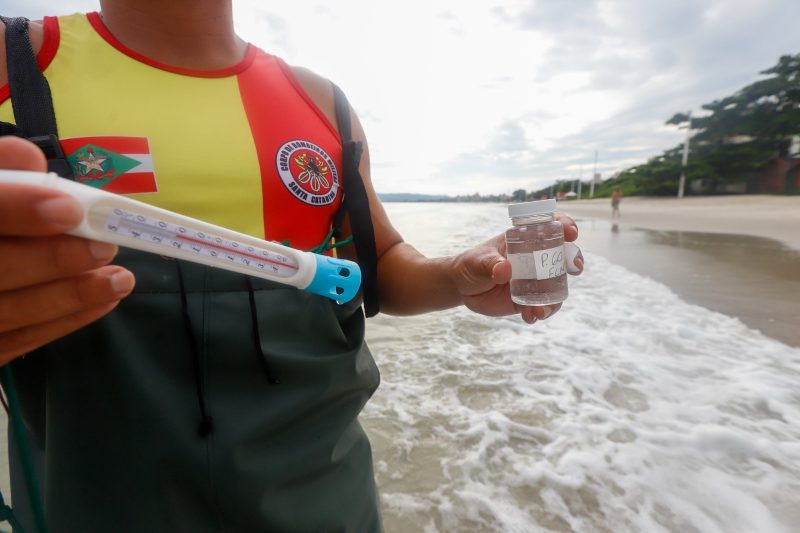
[105,208,299,277]
[0,170,363,302]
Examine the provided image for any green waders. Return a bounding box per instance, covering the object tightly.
[12,248,383,532]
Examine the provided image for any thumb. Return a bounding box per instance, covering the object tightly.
[455,247,508,296]
[490,255,512,284]
[469,247,507,282]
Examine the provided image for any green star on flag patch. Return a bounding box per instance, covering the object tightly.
[61,136,157,194]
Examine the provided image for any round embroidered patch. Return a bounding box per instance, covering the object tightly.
[276,140,339,206]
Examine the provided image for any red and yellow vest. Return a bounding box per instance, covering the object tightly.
[3,13,383,531]
[0,12,343,251]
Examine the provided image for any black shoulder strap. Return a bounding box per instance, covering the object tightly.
[1,16,73,178]
[2,17,57,137]
[332,84,379,317]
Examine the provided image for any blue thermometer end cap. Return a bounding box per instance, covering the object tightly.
[305,255,362,304]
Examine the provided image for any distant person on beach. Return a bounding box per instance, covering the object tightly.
[612,188,623,217]
[0,3,584,531]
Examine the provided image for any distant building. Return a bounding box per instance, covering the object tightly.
[690,179,747,194]
[750,157,800,194]
[790,135,800,157]
[723,135,757,144]
[688,156,800,195]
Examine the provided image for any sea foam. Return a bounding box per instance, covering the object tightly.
[363,203,800,533]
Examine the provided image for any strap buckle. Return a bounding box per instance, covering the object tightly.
[27,135,74,179]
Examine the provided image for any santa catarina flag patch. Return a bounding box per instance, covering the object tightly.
[61,136,157,194]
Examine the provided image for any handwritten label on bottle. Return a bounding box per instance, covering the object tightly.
[508,244,565,280]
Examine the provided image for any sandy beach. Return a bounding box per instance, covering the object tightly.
[561,195,800,251]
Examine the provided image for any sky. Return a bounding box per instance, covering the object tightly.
[8,0,800,195]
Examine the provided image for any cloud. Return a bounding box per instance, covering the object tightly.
[494,0,603,34]
[233,5,294,57]
[433,84,709,193]
[5,0,797,196]
[3,0,94,19]
[417,0,798,194]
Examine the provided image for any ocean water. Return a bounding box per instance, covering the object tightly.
[363,203,800,533]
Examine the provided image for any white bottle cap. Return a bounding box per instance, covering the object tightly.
[508,199,557,218]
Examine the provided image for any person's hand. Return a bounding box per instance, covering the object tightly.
[450,214,583,324]
[0,136,136,364]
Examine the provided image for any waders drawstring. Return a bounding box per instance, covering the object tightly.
[245,277,279,385]
[175,231,354,419]
[242,230,353,385]
[175,261,214,438]
[0,365,48,533]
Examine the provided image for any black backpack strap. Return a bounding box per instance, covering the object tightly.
[1,16,73,178]
[2,16,57,137]
[332,84,379,317]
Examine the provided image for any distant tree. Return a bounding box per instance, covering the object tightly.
[528,56,799,198]
[665,53,800,191]
[511,189,527,202]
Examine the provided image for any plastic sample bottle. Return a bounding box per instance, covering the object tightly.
[505,199,568,306]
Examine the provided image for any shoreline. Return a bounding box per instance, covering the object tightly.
[559,195,800,251]
[570,217,800,348]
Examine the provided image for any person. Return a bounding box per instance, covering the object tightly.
[0,2,584,531]
[611,187,622,217]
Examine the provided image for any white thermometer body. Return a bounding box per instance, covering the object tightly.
[1,170,361,303]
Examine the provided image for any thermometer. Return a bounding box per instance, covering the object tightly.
[0,170,361,303]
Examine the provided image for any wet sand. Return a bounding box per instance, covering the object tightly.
[562,195,800,347]
[573,218,800,347]
[564,195,800,251]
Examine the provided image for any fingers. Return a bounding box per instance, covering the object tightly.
[459,233,579,322]
[0,301,122,365]
[0,137,133,362]
[519,306,538,324]
[0,136,47,171]
[573,251,584,273]
[555,217,584,275]
[0,236,119,291]
[555,213,578,242]
[0,266,135,334]
[0,183,84,236]
[534,302,562,320]
[0,266,135,364]
[516,302,563,325]
[0,136,83,236]
[564,242,584,276]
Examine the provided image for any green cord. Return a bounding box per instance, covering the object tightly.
[0,366,47,533]
[0,488,25,533]
[327,236,354,250]
[307,228,354,255]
